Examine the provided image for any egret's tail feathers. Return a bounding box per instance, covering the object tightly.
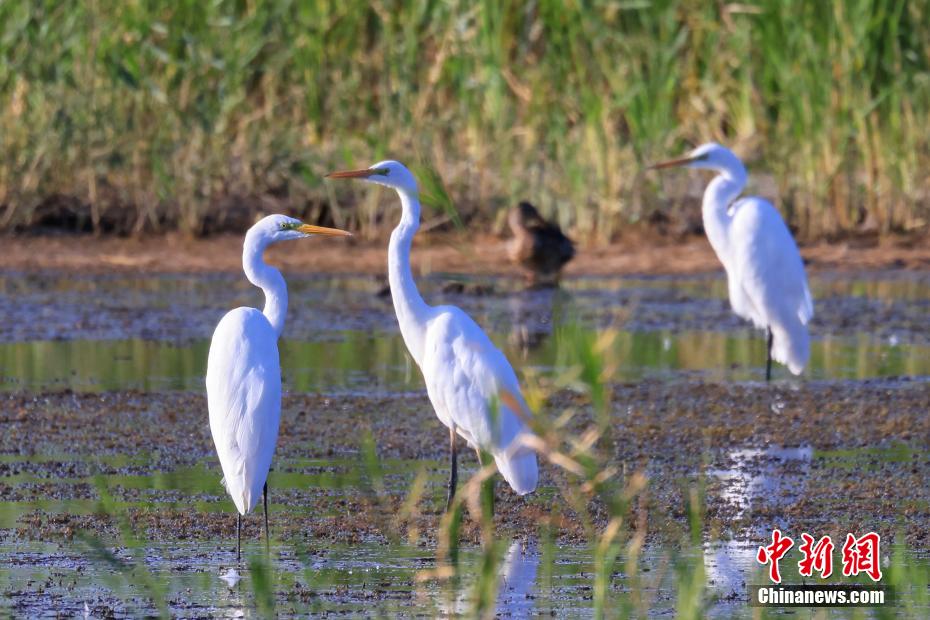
[221,474,253,515]
[771,321,810,376]
[494,444,538,496]
[227,483,251,516]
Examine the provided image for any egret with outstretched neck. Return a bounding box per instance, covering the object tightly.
[651,143,813,380]
[206,214,351,561]
[326,161,538,507]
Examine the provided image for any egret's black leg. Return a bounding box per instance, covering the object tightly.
[236,513,241,563]
[766,327,774,382]
[446,427,458,510]
[262,482,270,555]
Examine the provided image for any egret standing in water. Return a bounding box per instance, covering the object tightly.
[207,214,351,560]
[651,143,813,380]
[327,161,538,507]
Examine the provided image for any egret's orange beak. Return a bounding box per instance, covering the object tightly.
[326,168,376,179]
[648,155,700,170]
[297,224,352,237]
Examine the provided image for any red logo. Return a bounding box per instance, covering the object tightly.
[756,529,794,584]
[797,533,834,579]
[758,530,883,583]
[841,532,883,582]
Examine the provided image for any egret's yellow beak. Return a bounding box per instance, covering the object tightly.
[326,168,376,179]
[648,155,700,170]
[297,224,352,237]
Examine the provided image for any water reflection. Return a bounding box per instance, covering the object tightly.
[708,446,813,521]
[2,270,928,346]
[507,286,569,358]
[1,507,926,616]
[219,568,241,588]
[0,328,927,393]
[434,540,540,616]
[704,446,813,596]
[496,540,540,615]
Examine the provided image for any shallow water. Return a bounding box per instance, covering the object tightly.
[2,522,924,617]
[1,270,928,342]
[2,438,927,616]
[0,539,581,617]
[1,328,927,393]
[1,270,927,616]
[1,270,927,392]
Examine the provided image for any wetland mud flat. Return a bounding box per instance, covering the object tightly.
[1,379,929,616]
[3,381,930,545]
[0,268,928,616]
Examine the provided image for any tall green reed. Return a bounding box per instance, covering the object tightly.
[0,1,927,238]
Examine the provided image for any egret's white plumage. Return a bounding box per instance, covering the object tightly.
[422,308,538,494]
[207,306,281,514]
[653,143,813,377]
[327,161,538,497]
[205,214,350,554]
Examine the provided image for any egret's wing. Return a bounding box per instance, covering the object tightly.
[731,198,813,373]
[726,268,762,327]
[206,307,282,514]
[731,198,812,326]
[423,308,538,494]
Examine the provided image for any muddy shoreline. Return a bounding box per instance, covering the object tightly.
[3,232,930,277]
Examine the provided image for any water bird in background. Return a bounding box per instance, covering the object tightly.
[327,161,539,508]
[206,214,351,560]
[507,201,575,286]
[650,143,813,380]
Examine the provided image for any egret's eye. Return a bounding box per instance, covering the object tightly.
[279,222,299,231]
[373,167,390,176]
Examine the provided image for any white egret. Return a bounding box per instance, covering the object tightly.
[206,214,351,560]
[326,161,538,507]
[651,143,813,380]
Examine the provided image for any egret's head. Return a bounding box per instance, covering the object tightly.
[650,142,742,173]
[326,160,418,194]
[251,214,352,243]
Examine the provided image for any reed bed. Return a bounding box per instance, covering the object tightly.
[1,1,928,239]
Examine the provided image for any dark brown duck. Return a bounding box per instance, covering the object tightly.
[507,201,575,285]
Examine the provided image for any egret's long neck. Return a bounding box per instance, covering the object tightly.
[702,162,747,267]
[389,188,431,365]
[243,232,288,337]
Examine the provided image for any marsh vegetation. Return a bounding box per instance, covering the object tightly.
[2,1,929,237]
